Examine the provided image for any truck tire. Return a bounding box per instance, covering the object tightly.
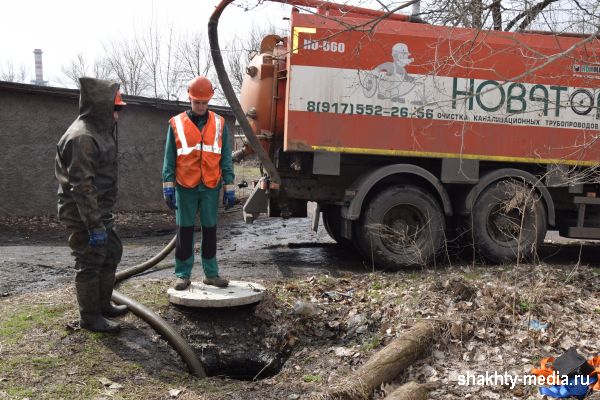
[322,205,353,246]
[355,185,445,269]
[471,179,547,263]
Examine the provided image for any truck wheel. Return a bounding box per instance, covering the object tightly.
[471,179,547,263]
[322,205,352,246]
[355,185,445,269]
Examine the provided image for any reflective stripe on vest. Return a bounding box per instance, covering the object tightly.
[174,114,222,156]
[170,111,224,188]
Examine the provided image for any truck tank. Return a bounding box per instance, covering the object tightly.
[239,35,287,159]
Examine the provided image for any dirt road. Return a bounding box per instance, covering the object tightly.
[2,208,599,297]
[0,207,368,296]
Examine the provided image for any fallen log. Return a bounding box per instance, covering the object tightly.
[383,381,436,400]
[311,320,436,400]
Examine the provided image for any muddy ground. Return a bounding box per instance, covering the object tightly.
[1,208,600,399]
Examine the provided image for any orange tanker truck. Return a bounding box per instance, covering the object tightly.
[228,0,600,269]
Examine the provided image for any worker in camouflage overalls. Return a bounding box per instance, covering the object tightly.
[55,77,128,333]
[162,76,235,291]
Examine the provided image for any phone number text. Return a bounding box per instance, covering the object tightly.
[306,101,434,118]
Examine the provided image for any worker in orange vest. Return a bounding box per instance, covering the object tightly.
[162,76,235,290]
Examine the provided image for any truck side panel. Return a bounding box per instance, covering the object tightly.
[285,12,600,165]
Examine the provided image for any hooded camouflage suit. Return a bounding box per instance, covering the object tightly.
[55,77,125,332]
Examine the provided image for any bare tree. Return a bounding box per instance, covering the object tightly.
[176,31,213,92]
[418,0,600,32]
[132,22,191,101]
[103,38,148,96]
[0,61,29,83]
[157,25,182,100]
[0,61,16,82]
[62,53,89,86]
[61,53,113,87]
[137,20,162,99]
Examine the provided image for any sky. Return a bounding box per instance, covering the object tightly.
[0,0,291,86]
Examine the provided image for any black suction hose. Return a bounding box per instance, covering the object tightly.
[111,290,206,378]
[115,235,177,281]
[208,0,282,186]
[110,234,206,378]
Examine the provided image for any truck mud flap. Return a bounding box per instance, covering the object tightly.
[243,185,268,224]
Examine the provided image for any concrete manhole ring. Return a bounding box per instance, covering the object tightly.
[167,280,266,308]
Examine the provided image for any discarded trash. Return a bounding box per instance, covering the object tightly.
[555,347,594,377]
[539,375,596,399]
[322,290,354,302]
[531,347,600,399]
[525,319,549,331]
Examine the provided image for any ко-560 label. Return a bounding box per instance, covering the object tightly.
[303,39,346,53]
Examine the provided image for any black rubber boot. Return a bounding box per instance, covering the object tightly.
[76,279,121,333]
[99,271,128,318]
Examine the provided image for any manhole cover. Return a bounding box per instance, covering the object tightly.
[167,280,266,308]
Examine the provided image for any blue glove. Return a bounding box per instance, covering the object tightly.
[89,229,108,247]
[163,186,177,210]
[223,185,235,210]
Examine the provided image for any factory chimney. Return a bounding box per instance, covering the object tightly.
[31,49,48,86]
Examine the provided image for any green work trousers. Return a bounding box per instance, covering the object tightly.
[174,186,220,279]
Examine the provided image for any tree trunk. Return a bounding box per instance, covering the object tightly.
[310,321,436,400]
[383,382,432,400]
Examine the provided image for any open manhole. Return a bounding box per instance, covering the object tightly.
[163,301,291,380]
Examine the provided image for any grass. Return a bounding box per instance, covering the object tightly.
[117,279,171,308]
[361,335,381,351]
[0,284,221,399]
[316,275,336,288]
[0,303,68,344]
[518,299,533,313]
[302,373,322,383]
[366,289,382,301]
[463,272,482,281]
[406,271,421,281]
[235,166,261,179]
[0,355,60,375]
[40,379,100,399]
[3,387,34,398]
[370,280,383,290]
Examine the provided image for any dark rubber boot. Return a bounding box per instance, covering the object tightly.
[99,271,128,317]
[76,279,121,333]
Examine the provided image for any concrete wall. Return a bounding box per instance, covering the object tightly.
[0,82,235,216]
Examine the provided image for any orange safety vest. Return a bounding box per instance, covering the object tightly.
[169,111,224,189]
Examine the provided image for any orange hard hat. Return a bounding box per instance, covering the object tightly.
[188,76,214,101]
[114,90,127,109]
